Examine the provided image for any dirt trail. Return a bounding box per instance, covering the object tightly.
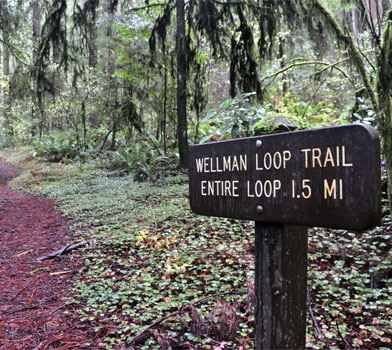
[0,157,93,349]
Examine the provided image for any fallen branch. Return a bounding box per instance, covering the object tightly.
[127,292,229,346]
[36,239,96,261]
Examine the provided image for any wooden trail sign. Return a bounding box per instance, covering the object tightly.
[189,124,381,350]
[189,123,381,230]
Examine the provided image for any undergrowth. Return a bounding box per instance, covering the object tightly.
[6,150,392,350]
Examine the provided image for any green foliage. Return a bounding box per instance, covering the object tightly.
[200,92,260,142]
[30,167,254,349]
[105,140,178,181]
[306,225,392,349]
[199,92,349,143]
[31,131,79,162]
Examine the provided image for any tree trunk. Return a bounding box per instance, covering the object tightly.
[31,0,41,137]
[163,44,168,154]
[32,0,41,56]
[2,2,10,76]
[52,39,61,96]
[106,0,122,151]
[1,1,13,143]
[176,0,189,169]
[278,40,288,94]
[366,0,383,25]
[352,8,361,39]
[88,0,99,68]
[377,11,392,213]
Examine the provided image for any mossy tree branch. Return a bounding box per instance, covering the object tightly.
[260,59,354,87]
[313,0,379,114]
[376,11,392,130]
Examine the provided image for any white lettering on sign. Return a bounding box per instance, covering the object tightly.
[324,179,344,200]
[301,146,353,168]
[247,180,282,198]
[255,150,291,170]
[201,180,240,197]
[195,155,248,173]
[195,144,353,201]
[291,179,312,199]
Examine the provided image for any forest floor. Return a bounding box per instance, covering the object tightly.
[0,156,94,349]
[0,150,392,350]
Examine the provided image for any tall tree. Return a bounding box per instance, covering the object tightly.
[176,0,188,168]
[31,0,42,136]
[1,1,10,76]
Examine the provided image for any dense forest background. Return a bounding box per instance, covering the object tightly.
[1,0,391,182]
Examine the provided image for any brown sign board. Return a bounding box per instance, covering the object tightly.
[189,124,381,230]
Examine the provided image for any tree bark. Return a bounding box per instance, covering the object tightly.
[176,0,189,169]
[352,8,361,39]
[107,0,122,150]
[31,0,41,137]
[32,0,41,54]
[366,0,383,25]
[377,11,392,213]
[163,44,168,153]
[2,2,10,76]
[87,0,99,67]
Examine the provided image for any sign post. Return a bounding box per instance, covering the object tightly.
[255,223,307,349]
[189,124,381,349]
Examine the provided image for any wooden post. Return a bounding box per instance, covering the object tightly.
[255,222,308,350]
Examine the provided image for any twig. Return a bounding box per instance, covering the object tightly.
[16,249,34,257]
[358,47,377,73]
[128,311,178,345]
[46,303,67,317]
[127,292,229,345]
[49,270,73,276]
[98,130,112,153]
[336,321,353,350]
[9,285,30,302]
[146,200,159,231]
[0,36,30,66]
[307,293,321,335]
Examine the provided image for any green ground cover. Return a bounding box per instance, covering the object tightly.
[7,150,392,350]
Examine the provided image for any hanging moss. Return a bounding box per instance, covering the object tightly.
[228,5,263,100]
[33,0,68,106]
[73,0,100,67]
[149,0,174,58]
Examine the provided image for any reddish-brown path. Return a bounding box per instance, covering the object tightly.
[0,157,94,349]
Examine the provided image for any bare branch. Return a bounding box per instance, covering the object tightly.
[261,59,353,87]
[212,0,268,10]
[127,292,229,346]
[130,1,170,12]
[36,239,96,261]
[0,37,30,66]
[307,294,321,336]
